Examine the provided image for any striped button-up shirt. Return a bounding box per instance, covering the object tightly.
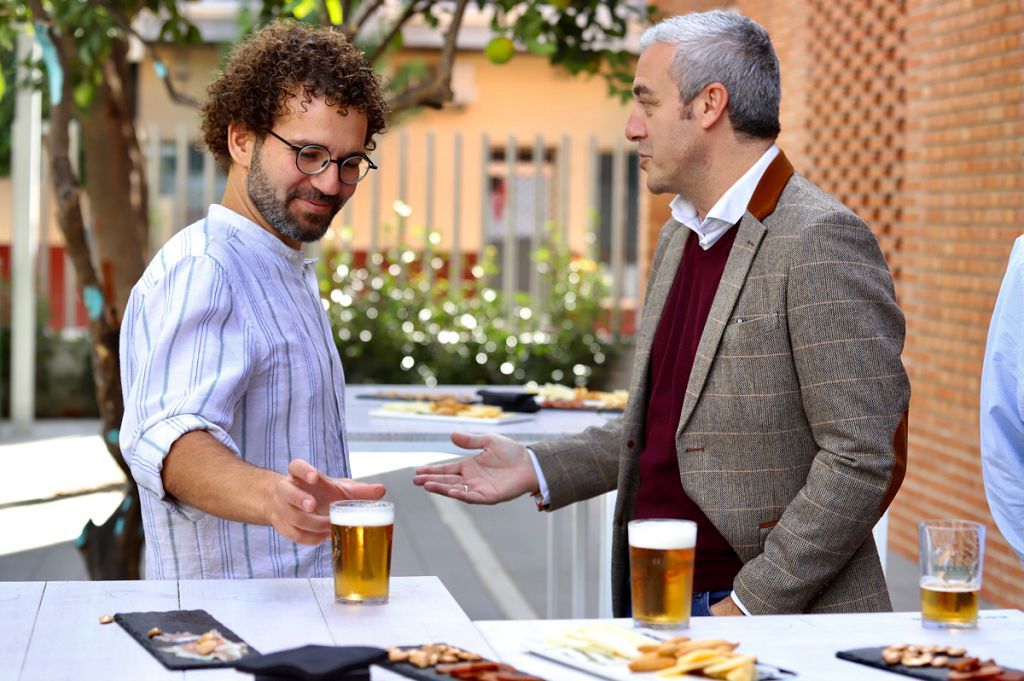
[120,204,350,579]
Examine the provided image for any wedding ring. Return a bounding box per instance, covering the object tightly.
[462,483,469,493]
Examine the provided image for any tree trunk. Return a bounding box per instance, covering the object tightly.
[31,21,147,580]
[79,37,149,315]
[73,39,149,580]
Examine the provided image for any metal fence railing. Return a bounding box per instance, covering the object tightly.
[142,125,643,337]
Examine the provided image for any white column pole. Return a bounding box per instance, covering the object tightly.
[10,31,43,433]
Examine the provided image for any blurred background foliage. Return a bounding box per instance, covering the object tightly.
[320,231,623,388]
[0,294,98,417]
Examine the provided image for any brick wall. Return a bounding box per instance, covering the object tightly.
[649,0,1024,606]
[893,0,1024,607]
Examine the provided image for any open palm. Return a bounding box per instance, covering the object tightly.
[412,432,539,505]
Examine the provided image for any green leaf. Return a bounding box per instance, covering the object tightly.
[526,38,555,57]
[325,0,343,25]
[291,0,317,20]
[0,69,5,101]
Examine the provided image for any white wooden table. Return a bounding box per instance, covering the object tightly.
[346,384,620,619]
[2,577,493,681]
[477,610,1024,681]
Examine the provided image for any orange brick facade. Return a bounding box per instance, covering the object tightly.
[651,0,1024,607]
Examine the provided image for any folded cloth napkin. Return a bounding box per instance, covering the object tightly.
[234,645,387,681]
[476,390,540,413]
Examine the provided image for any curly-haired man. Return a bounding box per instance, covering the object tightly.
[120,21,389,579]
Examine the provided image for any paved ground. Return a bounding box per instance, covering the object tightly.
[0,419,993,618]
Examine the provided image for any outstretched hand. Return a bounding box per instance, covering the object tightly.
[412,432,539,505]
[269,459,386,545]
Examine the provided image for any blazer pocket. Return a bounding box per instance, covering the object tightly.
[757,520,780,553]
[724,312,784,340]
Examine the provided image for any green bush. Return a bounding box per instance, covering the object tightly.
[0,325,98,418]
[319,233,623,388]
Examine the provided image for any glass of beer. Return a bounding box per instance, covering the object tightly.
[330,500,394,604]
[918,519,985,629]
[628,519,696,629]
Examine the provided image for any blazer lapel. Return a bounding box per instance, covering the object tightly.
[675,151,795,433]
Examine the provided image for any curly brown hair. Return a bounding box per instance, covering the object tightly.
[201,20,389,172]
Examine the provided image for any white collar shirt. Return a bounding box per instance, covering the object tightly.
[669,145,780,250]
[120,204,350,580]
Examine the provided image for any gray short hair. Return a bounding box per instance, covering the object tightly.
[640,10,781,140]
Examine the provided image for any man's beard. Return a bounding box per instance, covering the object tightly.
[247,144,342,244]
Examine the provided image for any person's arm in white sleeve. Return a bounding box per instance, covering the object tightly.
[980,237,1024,565]
[120,255,253,521]
[120,256,383,544]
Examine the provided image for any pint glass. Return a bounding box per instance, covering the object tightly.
[628,519,696,629]
[330,500,394,604]
[918,519,985,629]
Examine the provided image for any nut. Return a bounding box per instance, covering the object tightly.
[947,647,967,657]
[882,648,904,665]
[196,639,217,655]
[408,650,430,668]
[931,656,949,667]
[387,648,409,663]
[901,651,934,667]
[147,627,162,638]
[98,614,114,625]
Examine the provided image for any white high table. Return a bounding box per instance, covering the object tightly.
[346,384,620,618]
[478,610,1024,681]
[1,578,492,681]
[345,384,616,450]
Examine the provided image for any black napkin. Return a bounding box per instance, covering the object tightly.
[235,645,388,681]
[476,390,540,413]
[115,609,256,670]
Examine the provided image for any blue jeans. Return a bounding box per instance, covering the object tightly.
[691,589,734,617]
[625,584,733,618]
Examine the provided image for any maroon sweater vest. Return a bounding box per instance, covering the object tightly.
[634,226,744,592]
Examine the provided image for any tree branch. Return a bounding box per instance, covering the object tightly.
[385,0,470,113]
[438,0,470,75]
[365,0,431,66]
[340,0,354,34]
[87,0,199,108]
[351,0,388,41]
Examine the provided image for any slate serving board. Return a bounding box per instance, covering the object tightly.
[381,645,546,681]
[115,608,257,670]
[836,646,1024,680]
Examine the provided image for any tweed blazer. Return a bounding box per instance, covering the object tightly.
[530,152,911,615]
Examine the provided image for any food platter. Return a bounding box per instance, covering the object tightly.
[524,645,795,681]
[535,398,625,412]
[357,390,479,404]
[523,624,796,681]
[369,409,534,425]
[369,400,534,425]
[527,383,629,412]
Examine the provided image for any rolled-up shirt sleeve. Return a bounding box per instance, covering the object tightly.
[120,255,253,521]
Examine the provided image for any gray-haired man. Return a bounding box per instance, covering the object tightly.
[415,10,910,616]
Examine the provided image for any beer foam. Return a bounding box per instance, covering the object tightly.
[628,520,696,550]
[330,505,394,526]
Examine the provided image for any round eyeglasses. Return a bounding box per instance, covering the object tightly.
[266,130,377,185]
